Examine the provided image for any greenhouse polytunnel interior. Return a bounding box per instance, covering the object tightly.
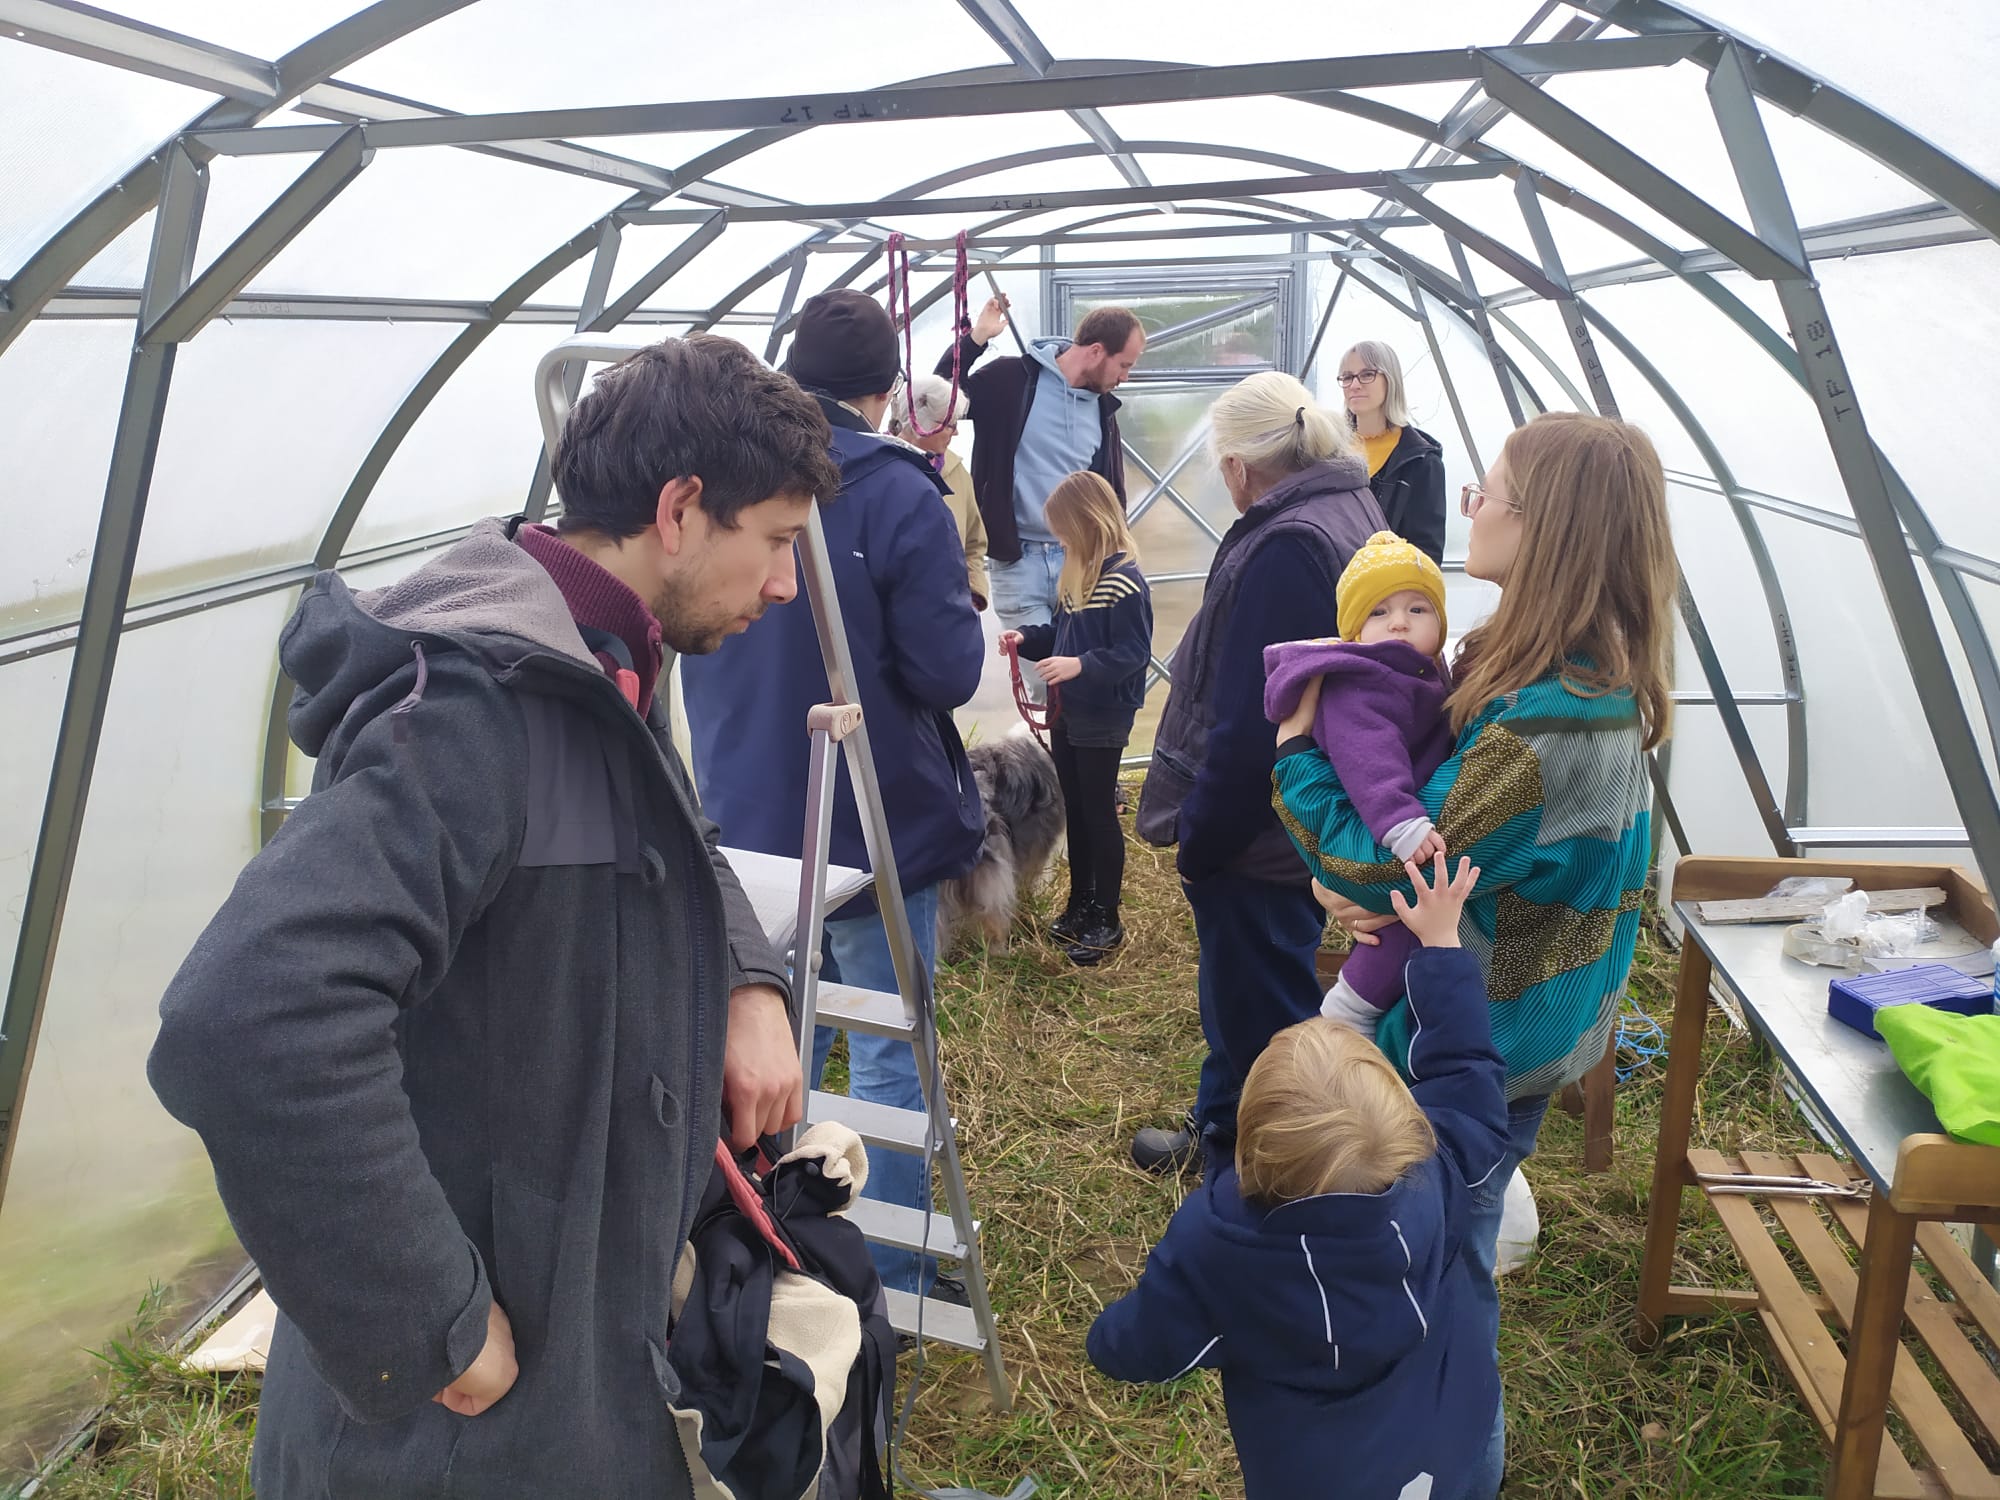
[4,0,2000,1495]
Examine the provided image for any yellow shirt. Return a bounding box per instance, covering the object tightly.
[1362,425,1402,478]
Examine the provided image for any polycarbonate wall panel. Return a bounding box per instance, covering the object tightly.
[0,590,295,1481]
[0,46,204,277]
[1811,242,2000,561]
[345,323,575,553]
[130,320,461,594]
[0,321,137,629]
[344,0,1008,113]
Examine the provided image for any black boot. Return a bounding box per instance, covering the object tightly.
[1131,1110,1201,1174]
[1049,888,1091,946]
[1064,902,1125,967]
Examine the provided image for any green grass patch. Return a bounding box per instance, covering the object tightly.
[36,819,1842,1497]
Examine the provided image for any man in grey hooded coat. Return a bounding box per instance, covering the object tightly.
[148,335,840,1499]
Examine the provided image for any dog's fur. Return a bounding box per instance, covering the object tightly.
[939,727,1066,954]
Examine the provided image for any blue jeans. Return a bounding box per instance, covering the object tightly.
[810,884,941,1295]
[989,541,1065,703]
[1184,872,1327,1148]
[1457,1093,1551,1500]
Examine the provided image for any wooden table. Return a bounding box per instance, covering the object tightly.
[1636,856,2000,1500]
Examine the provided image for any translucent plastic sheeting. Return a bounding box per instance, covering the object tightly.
[87,0,369,58]
[1755,95,1942,232]
[1665,478,1798,701]
[195,140,632,303]
[1585,275,1851,515]
[0,591,299,1483]
[1811,241,2000,563]
[613,222,812,314]
[343,0,1010,115]
[1097,98,1424,184]
[0,321,139,628]
[129,320,462,591]
[1015,0,1542,67]
[1756,511,1972,832]
[0,655,69,1003]
[0,46,207,278]
[720,113,1095,207]
[1694,0,2000,183]
[345,322,598,554]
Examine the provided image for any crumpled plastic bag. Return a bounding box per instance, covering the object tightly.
[1820,890,1873,944]
[1769,876,1853,901]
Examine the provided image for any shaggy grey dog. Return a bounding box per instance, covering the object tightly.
[939,727,1065,954]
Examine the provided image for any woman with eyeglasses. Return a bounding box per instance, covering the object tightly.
[1338,341,1446,564]
[889,371,991,610]
[1271,411,1679,1500]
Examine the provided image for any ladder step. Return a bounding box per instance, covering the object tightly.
[812,982,914,1040]
[883,1287,986,1352]
[844,1196,970,1260]
[808,1090,932,1153]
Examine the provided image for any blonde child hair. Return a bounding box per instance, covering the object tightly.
[1235,1016,1437,1202]
[1046,471,1139,611]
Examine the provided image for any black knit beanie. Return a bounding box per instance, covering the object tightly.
[784,290,903,399]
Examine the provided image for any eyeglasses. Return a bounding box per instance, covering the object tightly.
[1335,369,1381,387]
[1460,482,1521,518]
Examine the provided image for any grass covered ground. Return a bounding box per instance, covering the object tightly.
[35,823,1848,1499]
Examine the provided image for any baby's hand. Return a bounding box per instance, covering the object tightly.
[1413,828,1447,863]
[1388,852,1480,948]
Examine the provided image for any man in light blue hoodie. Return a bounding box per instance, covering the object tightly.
[937,298,1143,644]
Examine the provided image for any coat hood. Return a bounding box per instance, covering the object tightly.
[1178,1161,1454,1388]
[281,517,598,758]
[828,422,949,496]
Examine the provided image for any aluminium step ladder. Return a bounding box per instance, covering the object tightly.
[534,337,1010,1411]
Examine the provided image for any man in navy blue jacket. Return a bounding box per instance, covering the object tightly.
[1089,854,1509,1500]
[682,290,984,1294]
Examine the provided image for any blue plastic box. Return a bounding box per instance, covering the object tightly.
[1827,963,1994,1040]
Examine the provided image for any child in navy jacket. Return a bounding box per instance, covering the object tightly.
[1001,471,1152,967]
[1088,853,1509,1500]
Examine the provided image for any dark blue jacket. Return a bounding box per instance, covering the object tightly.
[682,402,984,910]
[1087,947,1509,1500]
[1016,552,1151,743]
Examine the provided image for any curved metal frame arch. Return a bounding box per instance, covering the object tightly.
[10,19,2000,1207]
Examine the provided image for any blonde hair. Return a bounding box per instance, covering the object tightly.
[1209,370,1356,481]
[1449,411,1679,750]
[887,372,968,438]
[1235,1017,1436,1203]
[1046,472,1137,609]
[1341,340,1413,428]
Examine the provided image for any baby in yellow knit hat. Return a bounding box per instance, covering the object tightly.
[1263,530,1454,1033]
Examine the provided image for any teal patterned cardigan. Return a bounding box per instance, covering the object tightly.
[1273,671,1652,1100]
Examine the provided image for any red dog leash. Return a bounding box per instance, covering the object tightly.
[1004,636,1060,751]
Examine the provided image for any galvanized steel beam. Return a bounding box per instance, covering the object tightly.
[0,0,278,101]
[0,142,209,1189]
[184,36,1712,156]
[0,0,479,358]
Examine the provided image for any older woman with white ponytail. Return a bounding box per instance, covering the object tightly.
[1129,370,1389,1173]
[889,371,990,609]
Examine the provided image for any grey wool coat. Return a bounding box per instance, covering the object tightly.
[149,519,789,1499]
